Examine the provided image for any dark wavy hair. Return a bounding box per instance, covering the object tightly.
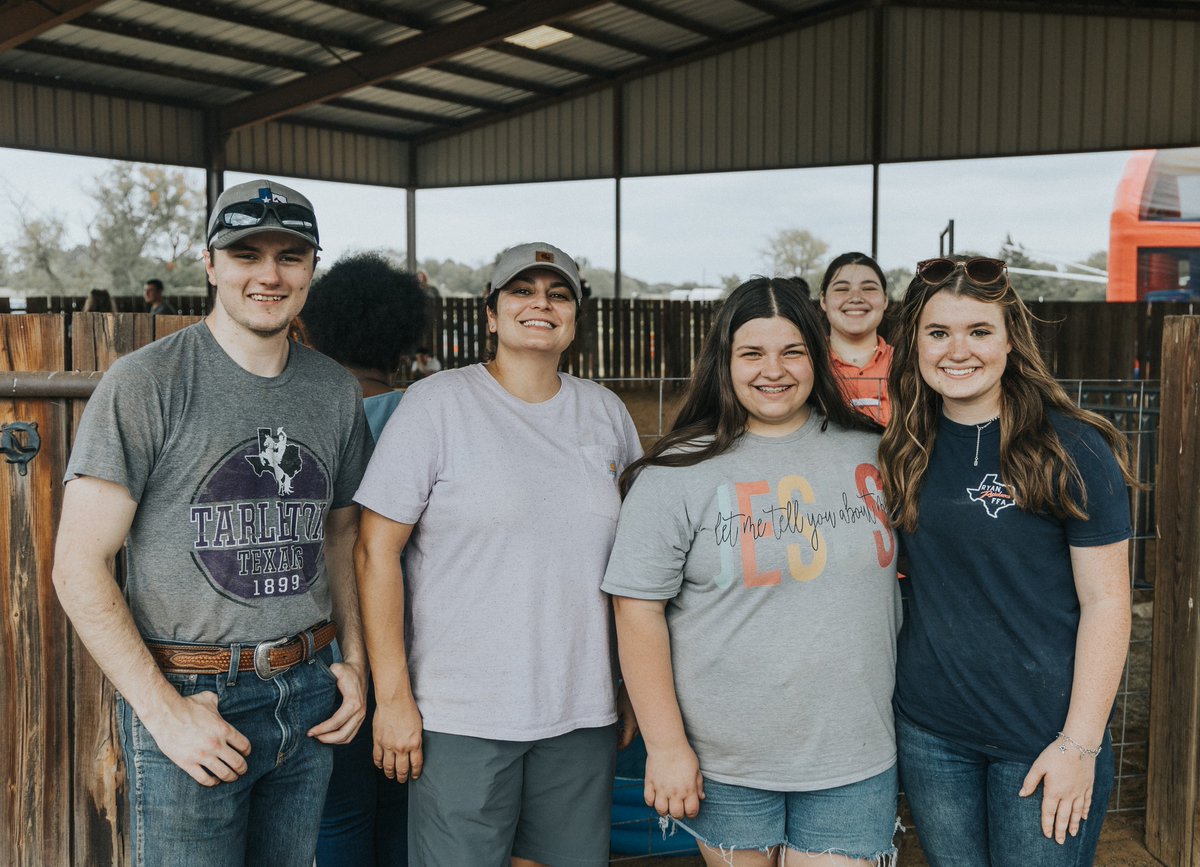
[620,277,879,496]
[878,257,1137,533]
[301,252,427,374]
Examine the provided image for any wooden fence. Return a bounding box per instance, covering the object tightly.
[0,310,1196,865]
[423,298,1200,381]
[1,312,196,867]
[0,295,209,316]
[5,297,1195,380]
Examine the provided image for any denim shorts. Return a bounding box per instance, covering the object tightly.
[674,765,899,860]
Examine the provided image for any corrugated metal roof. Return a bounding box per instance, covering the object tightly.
[2,0,1196,186]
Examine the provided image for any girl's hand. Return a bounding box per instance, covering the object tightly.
[644,743,705,820]
[1019,738,1097,844]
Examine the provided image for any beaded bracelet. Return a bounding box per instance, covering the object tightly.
[1056,731,1102,758]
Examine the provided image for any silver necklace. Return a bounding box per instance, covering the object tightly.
[973,416,1000,467]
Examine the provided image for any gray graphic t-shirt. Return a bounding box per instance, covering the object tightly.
[65,323,371,644]
[602,418,900,791]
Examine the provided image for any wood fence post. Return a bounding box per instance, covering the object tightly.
[1146,315,1200,865]
[1,314,71,867]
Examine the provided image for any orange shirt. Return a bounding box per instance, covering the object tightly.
[830,336,893,425]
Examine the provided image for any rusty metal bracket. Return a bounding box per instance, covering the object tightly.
[1,421,41,476]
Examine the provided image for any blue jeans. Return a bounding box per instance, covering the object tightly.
[116,645,341,867]
[316,684,408,867]
[896,715,1113,867]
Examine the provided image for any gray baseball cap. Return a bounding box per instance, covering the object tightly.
[490,242,582,302]
[206,179,321,250]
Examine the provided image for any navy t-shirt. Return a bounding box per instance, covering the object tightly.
[894,411,1131,761]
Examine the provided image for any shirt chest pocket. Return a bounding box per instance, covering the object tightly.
[577,444,623,522]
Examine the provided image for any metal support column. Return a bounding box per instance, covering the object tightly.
[406,145,418,273]
[613,84,624,301]
[203,111,228,306]
[406,187,417,273]
[869,0,887,261]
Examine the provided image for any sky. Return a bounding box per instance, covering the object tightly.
[0,145,1143,288]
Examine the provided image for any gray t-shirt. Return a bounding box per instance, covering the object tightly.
[355,364,642,741]
[65,323,371,644]
[601,418,900,790]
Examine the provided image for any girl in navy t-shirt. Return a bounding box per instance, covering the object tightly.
[878,256,1136,866]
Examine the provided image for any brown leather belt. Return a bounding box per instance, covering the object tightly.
[146,621,337,680]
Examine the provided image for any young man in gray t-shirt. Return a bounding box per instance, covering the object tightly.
[53,179,370,867]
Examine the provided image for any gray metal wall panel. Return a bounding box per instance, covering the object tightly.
[885,8,1200,161]
[416,90,614,187]
[225,122,409,187]
[623,12,872,177]
[0,80,206,165]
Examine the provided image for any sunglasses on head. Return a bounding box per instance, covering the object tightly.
[916,257,1007,286]
[211,200,319,244]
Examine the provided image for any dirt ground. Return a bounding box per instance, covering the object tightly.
[604,385,1161,867]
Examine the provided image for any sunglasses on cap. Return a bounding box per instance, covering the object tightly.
[211,201,319,244]
[916,257,1007,286]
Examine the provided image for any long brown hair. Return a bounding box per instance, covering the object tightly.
[620,277,879,497]
[879,259,1137,533]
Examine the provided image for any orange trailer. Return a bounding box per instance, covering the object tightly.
[1108,149,1200,301]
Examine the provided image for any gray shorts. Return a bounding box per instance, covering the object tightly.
[409,726,617,867]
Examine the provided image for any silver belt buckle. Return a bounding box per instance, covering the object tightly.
[253,635,291,680]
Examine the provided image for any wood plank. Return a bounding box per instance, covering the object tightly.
[0,314,70,867]
[1146,315,1200,866]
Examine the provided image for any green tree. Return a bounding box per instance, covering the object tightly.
[12,214,71,292]
[762,229,829,287]
[87,163,206,294]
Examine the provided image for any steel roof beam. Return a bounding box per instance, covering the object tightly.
[418,0,871,145]
[0,0,108,53]
[75,13,318,72]
[485,41,609,79]
[610,0,728,40]
[312,0,436,31]
[218,0,605,133]
[19,39,263,92]
[18,39,455,126]
[552,22,669,60]
[138,0,381,54]
[146,0,575,101]
[73,13,507,116]
[427,60,560,95]
[731,0,791,17]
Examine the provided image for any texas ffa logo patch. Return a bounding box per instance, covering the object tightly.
[607,460,618,480]
[967,473,1015,518]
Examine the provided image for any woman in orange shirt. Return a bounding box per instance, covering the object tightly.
[819,252,893,425]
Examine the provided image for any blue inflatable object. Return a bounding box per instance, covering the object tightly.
[610,735,699,856]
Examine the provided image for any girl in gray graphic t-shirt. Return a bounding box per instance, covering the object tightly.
[603,278,902,866]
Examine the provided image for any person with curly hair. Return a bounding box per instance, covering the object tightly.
[303,253,428,442]
[879,256,1136,865]
[302,252,427,867]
